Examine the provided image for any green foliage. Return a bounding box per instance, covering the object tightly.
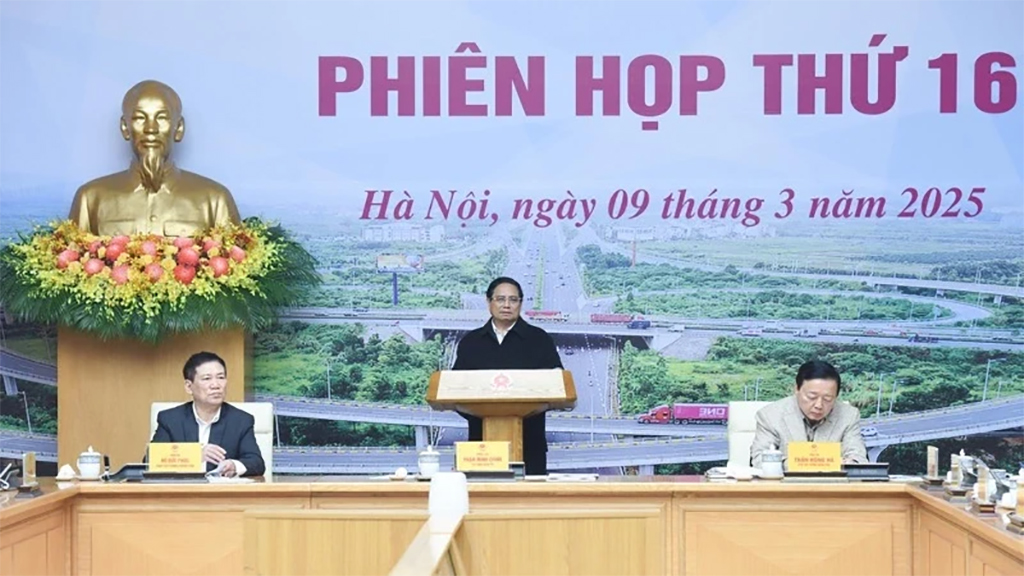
[0,219,321,342]
[961,302,1023,329]
[1,333,55,362]
[576,245,867,296]
[576,244,631,270]
[620,337,1024,419]
[297,248,507,309]
[614,291,949,321]
[620,337,1024,476]
[276,417,415,447]
[0,383,57,434]
[254,322,447,446]
[929,259,1023,285]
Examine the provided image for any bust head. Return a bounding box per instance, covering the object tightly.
[119,80,184,192]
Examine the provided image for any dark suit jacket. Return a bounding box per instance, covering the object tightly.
[452,319,563,475]
[149,402,266,477]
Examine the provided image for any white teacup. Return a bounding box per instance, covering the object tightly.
[761,461,784,478]
[760,445,785,479]
[418,448,440,479]
[77,446,103,479]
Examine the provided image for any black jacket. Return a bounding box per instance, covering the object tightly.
[149,402,266,477]
[452,319,563,475]
[452,319,563,372]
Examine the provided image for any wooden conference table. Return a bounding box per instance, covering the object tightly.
[0,476,1021,575]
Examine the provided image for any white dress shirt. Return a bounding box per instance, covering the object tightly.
[192,404,246,476]
[492,320,516,344]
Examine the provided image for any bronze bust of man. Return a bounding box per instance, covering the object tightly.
[69,80,241,236]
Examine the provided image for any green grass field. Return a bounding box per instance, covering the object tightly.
[3,336,55,363]
[254,352,327,396]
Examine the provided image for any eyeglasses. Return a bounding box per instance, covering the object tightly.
[491,296,522,304]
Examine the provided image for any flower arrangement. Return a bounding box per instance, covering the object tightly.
[0,218,320,341]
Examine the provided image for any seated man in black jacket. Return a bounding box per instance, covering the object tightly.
[149,351,265,477]
[452,277,563,475]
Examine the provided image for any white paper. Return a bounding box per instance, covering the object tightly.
[205,476,255,484]
[204,461,249,481]
[888,475,924,483]
[546,473,598,482]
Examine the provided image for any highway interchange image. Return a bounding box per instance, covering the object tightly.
[2,221,1022,475]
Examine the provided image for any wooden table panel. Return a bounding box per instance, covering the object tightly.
[0,479,1020,576]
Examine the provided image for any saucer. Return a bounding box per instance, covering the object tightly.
[75,475,103,481]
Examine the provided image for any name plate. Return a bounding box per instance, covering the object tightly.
[787,442,842,473]
[436,369,565,401]
[455,441,510,472]
[926,446,939,478]
[977,465,989,501]
[22,452,37,485]
[148,443,204,473]
[1017,483,1024,517]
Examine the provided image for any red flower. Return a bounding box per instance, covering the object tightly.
[173,265,196,285]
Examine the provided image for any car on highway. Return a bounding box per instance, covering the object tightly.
[861,426,878,437]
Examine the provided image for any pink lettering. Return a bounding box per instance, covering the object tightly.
[318,56,364,116]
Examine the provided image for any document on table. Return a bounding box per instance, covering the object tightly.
[204,461,255,483]
[546,473,598,482]
[205,476,255,484]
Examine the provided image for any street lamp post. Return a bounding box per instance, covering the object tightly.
[875,374,885,418]
[888,378,903,417]
[19,391,32,434]
[982,358,1003,402]
[590,393,595,443]
[325,360,332,400]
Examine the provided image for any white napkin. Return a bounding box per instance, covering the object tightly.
[56,464,76,480]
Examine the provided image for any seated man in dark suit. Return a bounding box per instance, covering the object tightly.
[149,351,265,477]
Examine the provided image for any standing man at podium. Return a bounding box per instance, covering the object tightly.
[452,277,563,475]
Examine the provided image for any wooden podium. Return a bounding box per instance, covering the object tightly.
[56,327,252,469]
[426,369,576,462]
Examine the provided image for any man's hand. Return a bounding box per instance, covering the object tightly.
[219,460,238,478]
[202,444,227,465]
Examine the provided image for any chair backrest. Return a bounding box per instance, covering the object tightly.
[727,401,770,468]
[150,401,274,479]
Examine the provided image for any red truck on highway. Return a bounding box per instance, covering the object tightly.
[637,403,729,425]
